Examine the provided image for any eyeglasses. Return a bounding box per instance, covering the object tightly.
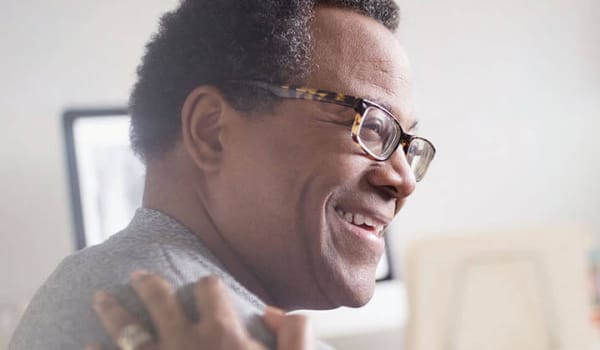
[232,81,436,182]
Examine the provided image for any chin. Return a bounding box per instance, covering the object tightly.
[285,267,377,310]
[310,242,381,309]
[315,264,378,309]
[347,289,376,308]
[335,277,377,308]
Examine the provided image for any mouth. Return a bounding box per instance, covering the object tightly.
[334,207,387,239]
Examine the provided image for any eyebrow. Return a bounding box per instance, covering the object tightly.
[364,96,419,132]
[365,97,393,113]
[407,120,419,132]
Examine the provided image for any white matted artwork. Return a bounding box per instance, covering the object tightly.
[64,110,145,247]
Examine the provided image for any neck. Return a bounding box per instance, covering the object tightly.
[142,153,274,305]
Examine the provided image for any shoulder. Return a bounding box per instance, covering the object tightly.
[8,240,131,349]
[8,232,201,350]
[9,219,236,349]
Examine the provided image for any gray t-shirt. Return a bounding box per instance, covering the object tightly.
[9,208,333,350]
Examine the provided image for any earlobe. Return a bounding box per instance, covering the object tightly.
[181,86,228,172]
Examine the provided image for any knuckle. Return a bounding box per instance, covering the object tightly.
[205,318,229,334]
[204,318,245,338]
[203,324,229,342]
[142,283,171,304]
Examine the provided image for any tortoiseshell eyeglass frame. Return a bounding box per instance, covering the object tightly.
[230,80,436,165]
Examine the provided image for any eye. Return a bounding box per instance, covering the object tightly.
[363,119,384,135]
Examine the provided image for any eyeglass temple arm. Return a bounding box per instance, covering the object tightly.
[233,80,361,110]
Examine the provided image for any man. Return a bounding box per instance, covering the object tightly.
[10,0,435,349]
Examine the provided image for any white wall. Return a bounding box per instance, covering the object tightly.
[390,0,600,246]
[0,0,599,348]
[0,0,180,315]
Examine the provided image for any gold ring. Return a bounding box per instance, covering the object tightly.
[116,324,153,350]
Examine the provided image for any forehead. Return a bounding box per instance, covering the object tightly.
[307,7,415,125]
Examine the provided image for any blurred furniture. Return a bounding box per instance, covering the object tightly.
[404,226,596,350]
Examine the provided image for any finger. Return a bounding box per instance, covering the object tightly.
[194,276,245,332]
[130,270,188,338]
[263,306,286,332]
[85,346,103,350]
[264,309,315,350]
[93,290,138,340]
[92,291,155,350]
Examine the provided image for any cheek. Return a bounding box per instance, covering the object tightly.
[217,114,369,245]
[213,127,306,237]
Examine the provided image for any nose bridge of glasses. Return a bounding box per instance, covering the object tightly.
[379,137,418,189]
[400,133,414,154]
[378,124,418,181]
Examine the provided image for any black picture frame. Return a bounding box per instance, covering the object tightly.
[63,108,131,250]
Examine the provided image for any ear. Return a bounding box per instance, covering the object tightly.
[181,86,229,172]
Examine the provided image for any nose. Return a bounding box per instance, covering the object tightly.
[366,148,417,201]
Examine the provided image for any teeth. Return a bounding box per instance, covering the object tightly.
[344,212,353,223]
[354,214,365,225]
[337,209,383,233]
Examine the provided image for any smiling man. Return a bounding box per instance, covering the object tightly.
[10,1,434,349]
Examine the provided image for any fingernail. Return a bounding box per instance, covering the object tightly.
[264,306,285,316]
[130,269,150,282]
[200,275,222,286]
[93,290,111,308]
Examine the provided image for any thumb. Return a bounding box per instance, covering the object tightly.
[264,307,315,350]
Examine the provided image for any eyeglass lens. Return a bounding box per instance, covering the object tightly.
[358,107,433,181]
[358,107,400,158]
[407,139,434,181]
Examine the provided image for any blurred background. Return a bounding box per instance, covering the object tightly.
[1,0,598,349]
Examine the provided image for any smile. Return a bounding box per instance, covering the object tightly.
[335,208,385,237]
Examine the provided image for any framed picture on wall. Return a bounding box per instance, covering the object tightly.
[63,108,394,281]
[63,109,144,249]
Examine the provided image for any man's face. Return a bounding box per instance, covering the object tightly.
[211,7,417,309]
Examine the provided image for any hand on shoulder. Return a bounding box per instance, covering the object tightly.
[86,271,314,350]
